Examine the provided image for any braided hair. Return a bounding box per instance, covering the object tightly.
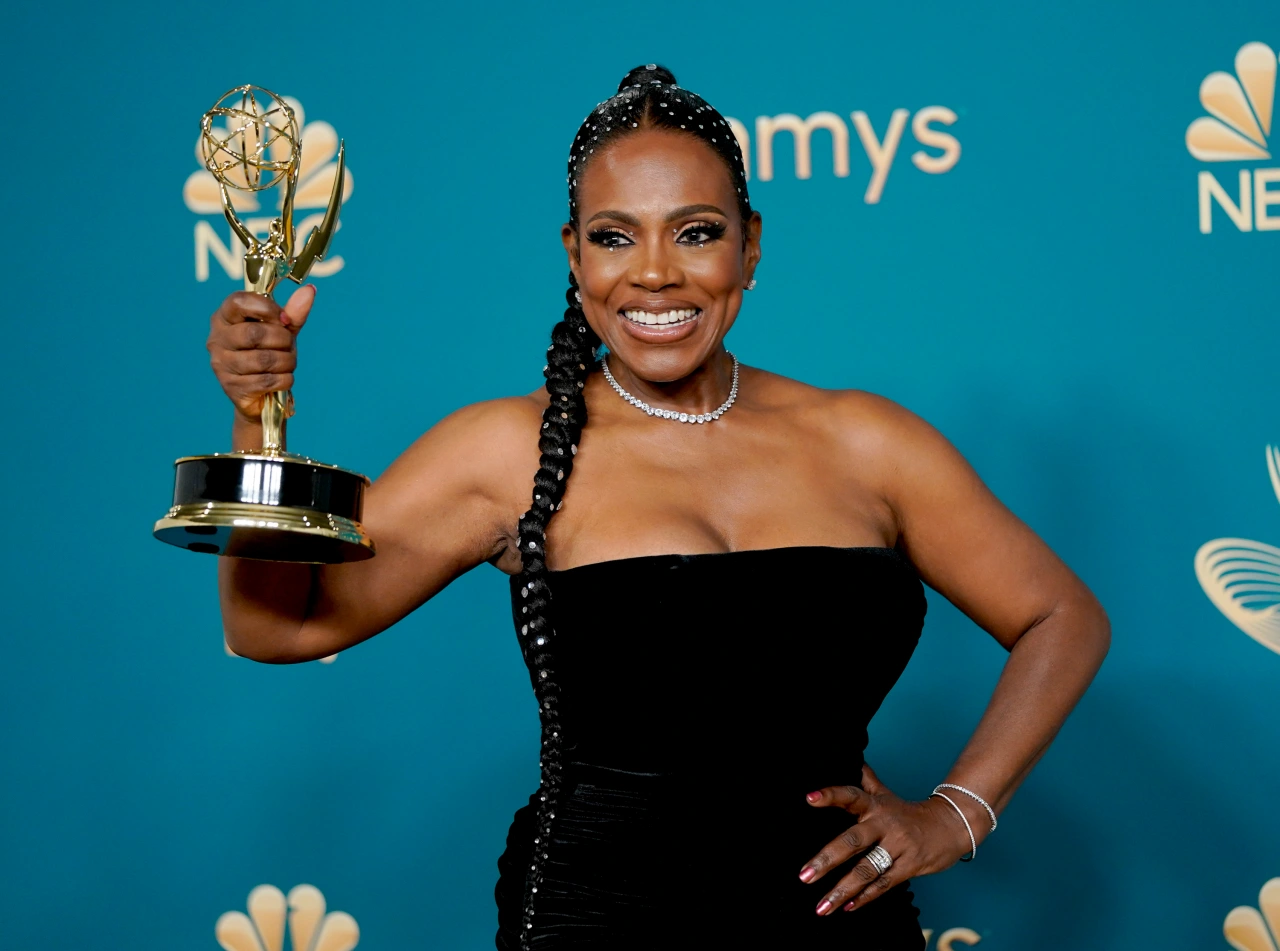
[512,63,752,947]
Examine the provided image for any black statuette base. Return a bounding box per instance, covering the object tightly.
[153,452,375,564]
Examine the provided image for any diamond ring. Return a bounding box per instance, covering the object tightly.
[866,845,893,876]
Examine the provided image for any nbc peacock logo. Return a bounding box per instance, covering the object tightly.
[216,884,359,951]
[1185,41,1280,233]
[1194,445,1280,656]
[921,926,980,949]
[1223,875,1280,951]
[185,96,354,282]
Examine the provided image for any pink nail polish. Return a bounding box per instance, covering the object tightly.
[816,900,833,915]
[799,867,816,883]
[806,791,822,803]
[843,901,856,912]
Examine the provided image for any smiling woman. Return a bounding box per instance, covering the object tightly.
[205,63,1110,950]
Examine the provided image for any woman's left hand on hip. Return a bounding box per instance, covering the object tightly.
[798,763,979,915]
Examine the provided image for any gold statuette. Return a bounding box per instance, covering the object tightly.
[153,85,374,563]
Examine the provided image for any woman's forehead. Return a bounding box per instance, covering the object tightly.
[577,130,738,216]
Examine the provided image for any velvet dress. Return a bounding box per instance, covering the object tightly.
[495,546,928,949]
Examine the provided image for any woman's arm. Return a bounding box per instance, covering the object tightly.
[220,397,539,663]
[884,398,1111,815]
[208,287,539,663]
[800,394,1110,914]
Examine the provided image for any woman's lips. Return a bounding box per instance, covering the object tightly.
[621,307,700,327]
[616,307,703,342]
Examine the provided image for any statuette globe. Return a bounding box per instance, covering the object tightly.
[200,85,299,192]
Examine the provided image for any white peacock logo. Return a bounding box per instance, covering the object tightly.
[185,95,354,279]
[1195,446,1280,655]
[217,884,358,951]
[921,926,980,949]
[1186,42,1277,161]
[1224,877,1280,951]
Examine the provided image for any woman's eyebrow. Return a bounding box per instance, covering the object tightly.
[584,204,728,226]
[666,204,727,221]
[585,210,642,225]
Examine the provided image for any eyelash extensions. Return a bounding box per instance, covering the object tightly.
[585,220,728,249]
[585,227,631,248]
[679,221,726,245]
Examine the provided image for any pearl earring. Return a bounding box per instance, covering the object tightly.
[574,290,582,304]
[745,279,757,290]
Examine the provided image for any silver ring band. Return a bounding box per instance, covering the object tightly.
[865,845,893,876]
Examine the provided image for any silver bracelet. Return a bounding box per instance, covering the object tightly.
[931,792,977,862]
[933,783,998,834]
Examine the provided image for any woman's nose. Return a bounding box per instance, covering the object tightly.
[630,234,679,290]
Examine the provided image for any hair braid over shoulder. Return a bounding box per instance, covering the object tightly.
[513,62,750,948]
[512,272,599,947]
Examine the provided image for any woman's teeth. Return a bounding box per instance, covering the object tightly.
[621,308,700,326]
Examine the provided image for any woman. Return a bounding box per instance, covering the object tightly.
[210,65,1109,949]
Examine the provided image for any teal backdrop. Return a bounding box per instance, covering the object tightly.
[3,1,1279,948]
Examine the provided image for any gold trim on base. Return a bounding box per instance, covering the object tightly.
[153,501,375,563]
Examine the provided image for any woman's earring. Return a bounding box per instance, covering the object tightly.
[746,279,757,291]
[574,290,583,305]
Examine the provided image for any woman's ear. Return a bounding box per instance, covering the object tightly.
[561,222,580,282]
[742,211,763,283]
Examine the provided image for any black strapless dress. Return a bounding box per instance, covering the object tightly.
[495,546,928,949]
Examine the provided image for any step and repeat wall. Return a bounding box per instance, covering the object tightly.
[3,1,1279,949]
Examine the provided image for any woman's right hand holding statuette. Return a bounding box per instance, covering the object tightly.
[207,285,315,446]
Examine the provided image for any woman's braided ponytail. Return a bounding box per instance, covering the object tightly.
[512,62,750,947]
[512,272,599,947]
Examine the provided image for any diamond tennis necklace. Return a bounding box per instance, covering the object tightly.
[600,351,739,424]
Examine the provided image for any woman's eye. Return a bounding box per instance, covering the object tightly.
[677,222,727,246]
[586,228,633,249]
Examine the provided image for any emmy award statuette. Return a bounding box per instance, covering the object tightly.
[153,85,374,563]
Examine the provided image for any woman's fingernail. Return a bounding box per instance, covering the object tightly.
[816,900,833,915]
[799,867,816,883]
[843,901,856,911]
[806,791,822,803]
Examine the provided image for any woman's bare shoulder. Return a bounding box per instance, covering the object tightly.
[744,365,919,424]
[745,365,959,474]
[378,390,546,498]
